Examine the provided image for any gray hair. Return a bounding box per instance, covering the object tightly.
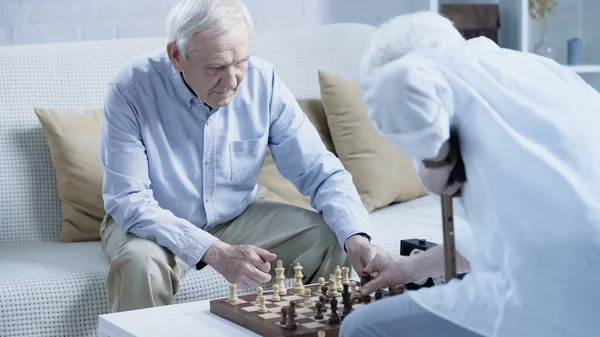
[360,11,465,81]
[165,0,255,58]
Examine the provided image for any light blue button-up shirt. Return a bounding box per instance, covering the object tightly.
[100,49,371,266]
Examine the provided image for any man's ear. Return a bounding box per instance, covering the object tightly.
[167,41,184,72]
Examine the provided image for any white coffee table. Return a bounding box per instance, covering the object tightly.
[98,300,261,337]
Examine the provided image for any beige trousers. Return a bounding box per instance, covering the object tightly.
[100,198,348,313]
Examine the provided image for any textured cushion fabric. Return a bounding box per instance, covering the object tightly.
[0,23,376,245]
[318,70,427,212]
[0,195,467,337]
[258,99,335,210]
[34,108,105,242]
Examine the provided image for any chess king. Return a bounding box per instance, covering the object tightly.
[340,10,600,337]
[99,0,379,313]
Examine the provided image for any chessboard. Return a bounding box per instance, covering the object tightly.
[210,279,403,337]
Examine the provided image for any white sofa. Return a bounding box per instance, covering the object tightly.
[0,23,470,337]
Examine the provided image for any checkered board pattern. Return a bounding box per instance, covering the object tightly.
[209,282,401,337]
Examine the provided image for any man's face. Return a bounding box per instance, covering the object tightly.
[168,19,250,108]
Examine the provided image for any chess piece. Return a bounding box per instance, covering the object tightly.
[255,286,263,304]
[227,283,238,303]
[318,295,328,312]
[341,284,353,320]
[328,297,340,324]
[317,277,325,295]
[350,281,357,300]
[280,307,287,325]
[292,263,305,295]
[315,301,324,319]
[258,296,268,313]
[275,260,287,295]
[318,331,326,337]
[328,274,338,297]
[304,288,312,306]
[321,285,328,298]
[359,273,372,303]
[334,266,343,292]
[272,284,281,302]
[341,266,349,285]
[289,300,298,317]
[285,306,297,330]
[375,289,383,300]
[371,271,380,279]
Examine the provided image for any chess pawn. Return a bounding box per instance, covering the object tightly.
[317,277,325,295]
[272,284,281,302]
[275,260,287,295]
[292,263,305,295]
[280,307,287,325]
[258,296,268,313]
[303,288,312,306]
[315,302,324,319]
[255,286,264,304]
[227,283,238,303]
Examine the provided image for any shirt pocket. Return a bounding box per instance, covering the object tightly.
[229,135,266,183]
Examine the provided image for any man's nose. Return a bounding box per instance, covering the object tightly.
[221,66,237,90]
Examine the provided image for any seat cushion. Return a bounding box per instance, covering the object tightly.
[0,242,287,337]
[0,195,470,337]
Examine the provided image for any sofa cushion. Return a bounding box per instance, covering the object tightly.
[318,71,427,212]
[35,108,106,242]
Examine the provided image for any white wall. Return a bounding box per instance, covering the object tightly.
[0,0,430,46]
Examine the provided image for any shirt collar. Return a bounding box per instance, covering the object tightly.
[166,57,197,110]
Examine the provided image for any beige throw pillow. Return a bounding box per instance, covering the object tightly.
[318,71,426,212]
[258,99,336,211]
[35,108,105,242]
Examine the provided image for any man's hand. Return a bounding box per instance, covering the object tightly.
[202,241,277,289]
[345,235,377,276]
[360,250,417,295]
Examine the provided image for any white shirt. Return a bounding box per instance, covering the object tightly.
[362,37,600,337]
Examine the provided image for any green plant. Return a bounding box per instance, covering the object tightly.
[529,0,557,22]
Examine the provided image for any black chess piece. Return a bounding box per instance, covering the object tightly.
[286,306,297,330]
[315,302,324,319]
[328,297,341,324]
[321,285,328,297]
[360,273,372,303]
[375,289,383,300]
[319,295,328,312]
[280,307,287,325]
[289,300,298,317]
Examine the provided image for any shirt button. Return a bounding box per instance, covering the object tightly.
[205,159,211,165]
[205,196,212,202]
[182,255,187,262]
[150,235,156,241]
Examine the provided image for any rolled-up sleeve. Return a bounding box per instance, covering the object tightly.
[100,84,217,265]
[362,60,454,161]
[266,71,371,248]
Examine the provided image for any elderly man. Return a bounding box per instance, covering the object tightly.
[100,0,376,313]
[341,11,600,337]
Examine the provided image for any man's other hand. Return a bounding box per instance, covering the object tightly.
[360,250,416,295]
[345,235,377,276]
[202,241,277,289]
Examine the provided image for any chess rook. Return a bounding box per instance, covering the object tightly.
[227,283,238,303]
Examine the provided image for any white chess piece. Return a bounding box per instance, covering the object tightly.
[317,277,325,295]
[350,281,357,300]
[255,286,264,304]
[258,296,268,314]
[341,266,350,285]
[227,283,238,303]
[335,266,343,292]
[318,331,326,337]
[272,284,281,302]
[292,263,305,294]
[328,273,338,297]
[303,288,312,306]
[275,260,287,295]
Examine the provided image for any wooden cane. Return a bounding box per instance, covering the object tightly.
[441,195,457,281]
